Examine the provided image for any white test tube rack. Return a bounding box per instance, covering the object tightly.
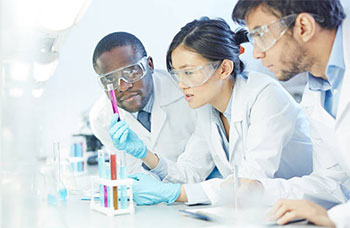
[90,176,135,216]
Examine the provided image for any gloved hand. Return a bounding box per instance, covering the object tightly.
[109,113,148,159]
[129,173,181,205]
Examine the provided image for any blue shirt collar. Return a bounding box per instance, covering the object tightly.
[327,26,345,71]
[308,26,345,92]
[142,92,154,113]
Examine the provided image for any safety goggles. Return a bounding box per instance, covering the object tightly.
[98,56,148,91]
[169,61,221,88]
[248,14,297,52]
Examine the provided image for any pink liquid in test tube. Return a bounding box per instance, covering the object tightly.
[107,84,120,118]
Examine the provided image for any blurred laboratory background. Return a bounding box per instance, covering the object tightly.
[0,0,349,227]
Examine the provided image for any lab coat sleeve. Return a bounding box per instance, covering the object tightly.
[161,132,215,184]
[142,156,169,180]
[259,172,348,208]
[183,183,211,205]
[238,83,299,179]
[328,201,350,228]
[152,112,216,184]
[89,96,117,154]
[200,174,238,205]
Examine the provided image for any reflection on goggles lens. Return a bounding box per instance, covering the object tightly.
[99,57,147,91]
[249,14,297,52]
[170,61,220,87]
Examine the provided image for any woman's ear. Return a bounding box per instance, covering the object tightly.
[218,59,234,79]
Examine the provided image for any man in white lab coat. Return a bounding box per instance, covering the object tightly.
[89,32,197,174]
[232,0,349,227]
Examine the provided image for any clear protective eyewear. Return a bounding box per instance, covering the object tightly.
[248,14,297,52]
[98,56,148,91]
[169,61,221,88]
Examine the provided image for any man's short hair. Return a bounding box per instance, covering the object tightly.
[232,0,346,30]
[92,32,147,71]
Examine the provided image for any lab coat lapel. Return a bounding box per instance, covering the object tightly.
[334,19,350,174]
[228,122,242,163]
[150,96,166,148]
[336,18,350,126]
[228,77,244,163]
[302,88,335,129]
[209,109,232,172]
[149,70,183,148]
[122,111,152,146]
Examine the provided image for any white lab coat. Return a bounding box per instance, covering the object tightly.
[258,17,350,214]
[162,71,313,192]
[327,16,350,228]
[89,70,197,173]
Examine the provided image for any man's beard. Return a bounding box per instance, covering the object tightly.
[279,39,313,82]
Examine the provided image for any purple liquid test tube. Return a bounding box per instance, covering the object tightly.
[107,84,120,119]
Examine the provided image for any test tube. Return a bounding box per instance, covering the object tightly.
[105,162,111,208]
[107,84,120,118]
[107,83,128,209]
[110,151,118,209]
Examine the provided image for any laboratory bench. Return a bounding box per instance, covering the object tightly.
[30,194,323,228]
[1,165,324,228]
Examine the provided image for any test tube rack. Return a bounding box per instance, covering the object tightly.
[90,176,134,216]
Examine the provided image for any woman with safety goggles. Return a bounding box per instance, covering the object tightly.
[125,17,313,206]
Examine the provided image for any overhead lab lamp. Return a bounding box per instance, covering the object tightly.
[1,0,92,100]
[32,0,92,82]
[12,0,92,32]
[6,0,92,66]
[37,0,92,32]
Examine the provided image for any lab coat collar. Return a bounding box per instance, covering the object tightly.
[229,73,248,122]
[209,74,248,169]
[302,85,336,128]
[336,19,350,123]
[152,70,184,107]
[209,110,233,176]
[228,74,248,164]
[150,70,183,147]
[302,20,349,126]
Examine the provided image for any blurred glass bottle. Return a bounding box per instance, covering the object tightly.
[40,142,68,205]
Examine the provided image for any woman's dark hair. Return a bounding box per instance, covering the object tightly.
[232,0,346,30]
[166,17,249,78]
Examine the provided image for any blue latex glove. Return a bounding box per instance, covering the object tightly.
[129,173,181,205]
[109,113,148,159]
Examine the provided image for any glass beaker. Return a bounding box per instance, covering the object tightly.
[40,142,68,205]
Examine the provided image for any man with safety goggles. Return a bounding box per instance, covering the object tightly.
[232,0,349,227]
[89,32,197,174]
[98,56,149,93]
